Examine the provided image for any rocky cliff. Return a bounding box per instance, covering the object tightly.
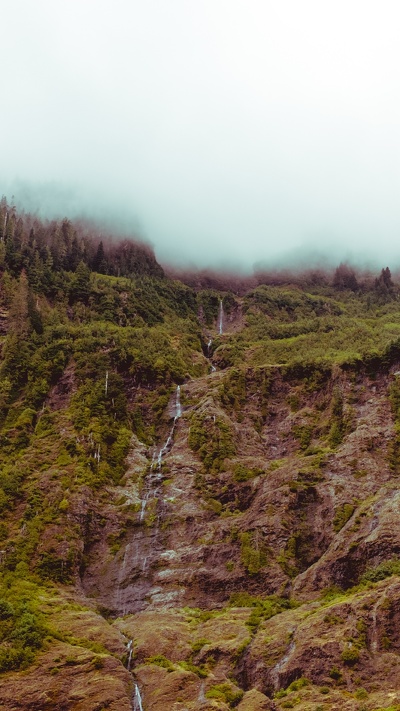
[1,262,400,710]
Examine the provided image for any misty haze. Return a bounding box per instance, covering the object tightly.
[2,1,400,270]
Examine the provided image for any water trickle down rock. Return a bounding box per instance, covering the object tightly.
[218,299,224,335]
[270,636,296,691]
[133,684,144,711]
[140,386,182,521]
[107,386,183,615]
[153,385,182,471]
[175,385,182,418]
[207,338,216,372]
[116,544,131,615]
[125,640,144,711]
[126,639,133,672]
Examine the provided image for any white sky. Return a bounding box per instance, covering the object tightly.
[1,0,400,270]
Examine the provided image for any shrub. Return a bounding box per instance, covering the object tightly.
[333,503,355,532]
[206,682,243,706]
[188,413,235,472]
[233,464,264,482]
[341,645,359,665]
[240,531,268,575]
[145,654,174,670]
[360,557,400,584]
[0,574,50,672]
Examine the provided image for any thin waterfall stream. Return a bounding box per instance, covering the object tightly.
[126,639,133,671]
[140,385,182,521]
[117,388,183,708]
[270,636,296,691]
[110,385,183,616]
[125,639,144,710]
[207,338,216,372]
[132,684,144,711]
[218,299,224,335]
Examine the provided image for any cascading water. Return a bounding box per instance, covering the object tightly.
[140,386,182,521]
[107,385,184,618]
[270,637,296,691]
[175,385,182,418]
[153,385,182,471]
[125,640,144,710]
[218,299,224,335]
[126,639,133,671]
[118,388,184,706]
[207,338,216,372]
[133,684,144,711]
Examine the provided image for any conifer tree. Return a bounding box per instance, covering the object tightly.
[71,261,91,303]
[93,241,107,274]
[375,266,394,297]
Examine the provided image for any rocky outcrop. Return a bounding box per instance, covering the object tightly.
[4,289,400,709]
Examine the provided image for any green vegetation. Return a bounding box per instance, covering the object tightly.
[205,682,244,706]
[188,412,235,472]
[144,654,175,670]
[229,592,294,631]
[341,644,360,664]
[232,463,264,482]
[178,660,208,677]
[328,387,346,447]
[239,531,269,574]
[223,280,400,372]
[0,569,50,672]
[333,503,355,532]
[360,558,400,584]
[275,677,309,698]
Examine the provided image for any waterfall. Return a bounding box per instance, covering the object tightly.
[153,385,182,470]
[125,640,144,710]
[133,684,144,711]
[270,639,296,691]
[140,386,183,520]
[371,599,379,653]
[218,299,223,335]
[139,494,148,522]
[175,385,182,418]
[207,338,216,372]
[197,681,207,703]
[155,425,175,469]
[126,639,133,671]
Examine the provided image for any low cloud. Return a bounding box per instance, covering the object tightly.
[2,1,400,272]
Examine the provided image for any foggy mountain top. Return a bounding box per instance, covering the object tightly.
[3,189,397,290]
[5,183,399,279]
[2,2,400,271]
[2,190,399,297]
[166,261,397,295]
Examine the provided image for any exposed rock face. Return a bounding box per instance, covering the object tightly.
[4,295,400,709]
[0,647,132,711]
[81,367,398,616]
[0,592,133,710]
[20,360,394,708]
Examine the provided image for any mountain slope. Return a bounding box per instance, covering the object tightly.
[1,218,400,709]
